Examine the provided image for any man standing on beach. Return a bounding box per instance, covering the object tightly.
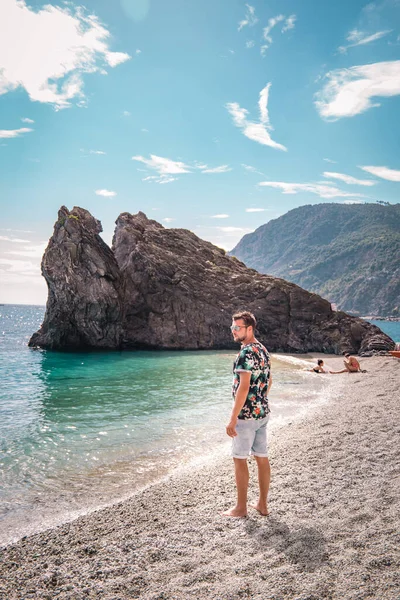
[223,311,272,518]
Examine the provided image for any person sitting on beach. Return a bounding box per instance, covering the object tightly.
[308,359,328,373]
[330,352,366,374]
[223,310,272,518]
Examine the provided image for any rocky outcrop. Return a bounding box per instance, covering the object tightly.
[29,206,123,350]
[29,207,395,355]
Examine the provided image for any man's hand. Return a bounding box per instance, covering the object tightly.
[226,418,238,438]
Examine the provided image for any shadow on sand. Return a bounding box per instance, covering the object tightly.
[245,516,329,572]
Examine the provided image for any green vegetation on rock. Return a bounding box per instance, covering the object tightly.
[230,203,400,317]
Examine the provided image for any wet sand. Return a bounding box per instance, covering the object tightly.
[1,355,399,599]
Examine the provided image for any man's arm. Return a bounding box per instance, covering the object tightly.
[226,371,251,438]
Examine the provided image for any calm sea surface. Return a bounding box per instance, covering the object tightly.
[1,305,397,546]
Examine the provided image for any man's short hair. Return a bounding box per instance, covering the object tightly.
[344,352,350,357]
[232,310,257,330]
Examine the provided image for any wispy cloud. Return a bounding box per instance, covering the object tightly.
[261,14,296,55]
[359,165,400,182]
[21,117,34,124]
[261,14,285,55]
[323,171,376,186]
[90,150,106,155]
[341,200,364,205]
[132,154,191,186]
[258,180,366,199]
[201,165,232,174]
[246,40,255,49]
[133,154,191,174]
[0,0,130,109]
[5,242,46,257]
[241,164,265,175]
[122,110,131,117]
[238,4,258,31]
[282,15,296,33]
[245,208,267,212]
[315,60,400,119]
[142,175,177,184]
[211,214,229,219]
[0,235,30,243]
[95,189,116,197]
[226,83,286,151]
[0,127,32,138]
[338,28,392,53]
[323,158,337,164]
[163,218,175,223]
[217,226,252,233]
[0,257,39,275]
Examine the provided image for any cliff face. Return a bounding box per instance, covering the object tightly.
[29,207,395,355]
[29,207,123,350]
[230,203,400,317]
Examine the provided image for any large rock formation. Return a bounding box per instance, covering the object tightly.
[29,207,123,349]
[29,207,395,355]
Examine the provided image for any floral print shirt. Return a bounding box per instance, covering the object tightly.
[232,341,271,420]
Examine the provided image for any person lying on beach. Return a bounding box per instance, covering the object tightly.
[308,359,329,373]
[330,352,366,374]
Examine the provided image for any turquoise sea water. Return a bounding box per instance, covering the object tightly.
[366,320,400,343]
[1,305,397,546]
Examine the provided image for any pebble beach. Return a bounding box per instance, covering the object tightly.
[1,355,399,600]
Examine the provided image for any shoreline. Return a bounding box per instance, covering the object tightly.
[1,356,399,599]
[0,353,332,549]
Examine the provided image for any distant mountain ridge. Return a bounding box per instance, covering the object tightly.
[230,203,400,317]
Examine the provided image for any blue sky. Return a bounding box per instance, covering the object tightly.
[1,0,400,304]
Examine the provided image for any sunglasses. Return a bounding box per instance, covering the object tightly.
[230,325,248,332]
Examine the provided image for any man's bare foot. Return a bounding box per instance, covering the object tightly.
[250,503,269,516]
[221,507,247,518]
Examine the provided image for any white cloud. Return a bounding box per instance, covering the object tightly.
[5,242,46,257]
[141,128,149,133]
[0,257,39,275]
[323,158,337,164]
[241,164,265,175]
[226,83,286,151]
[21,117,34,123]
[261,14,285,55]
[258,180,366,199]
[359,165,400,182]
[132,154,191,174]
[123,110,131,117]
[323,171,376,186]
[95,189,116,197]
[201,165,232,174]
[89,150,106,155]
[211,214,230,219]
[217,226,252,233]
[0,236,30,243]
[341,200,364,204]
[315,60,400,119]
[338,28,392,53]
[0,0,130,109]
[0,127,32,138]
[245,208,267,212]
[142,175,177,184]
[246,40,255,49]
[238,4,258,31]
[162,218,175,223]
[282,15,296,33]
